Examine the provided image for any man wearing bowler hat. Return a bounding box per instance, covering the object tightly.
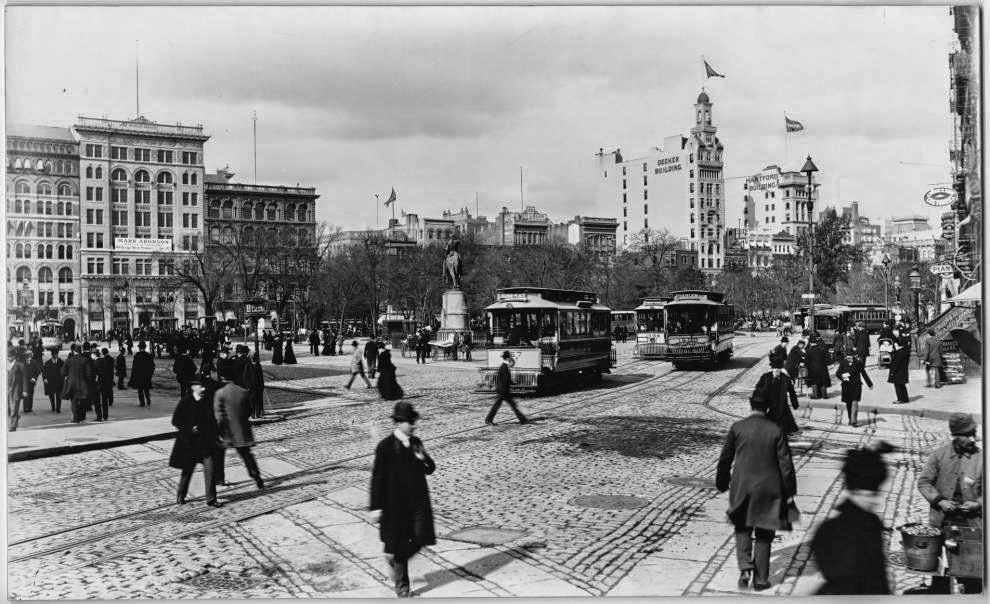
[369,401,436,597]
[485,350,528,425]
[918,412,983,594]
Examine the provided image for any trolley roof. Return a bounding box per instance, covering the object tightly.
[487,287,610,311]
[665,290,728,306]
[635,296,673,311]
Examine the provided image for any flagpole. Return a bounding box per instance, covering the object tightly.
[784,113,790,168]
[375,194,380,230]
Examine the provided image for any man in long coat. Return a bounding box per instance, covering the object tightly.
[851,321,871,363]
[716,389,797,591]
[213,373,264,489]
[804,337,831,399]
[172,348,197,400]
[370,401,436,598]
[244,352,266,419]
[169,377,222,507]
[784,340,805,383]
[888,337,911,404]
[364,339,379,379]
[23,349,43,413]
[919,328,944,388]
[63,343,97,423]
[95,348,115,420]
[753,356,800,435]
[308,329,320,356]
[7,347,29,431]
[129,341,156,407]
[486,350,528,425]
[42,348,65,413]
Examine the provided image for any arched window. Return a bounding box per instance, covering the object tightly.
[56,202,64,215]
[297,205,307,222]
[14,158,22,169]
[58,267,73,284]
[285,204,296,221]
[157,171,173,184]
[221,226,234,244]
[39,183,53,196]
[46,244,54,258]
[266,205,276,221]
[58,183,72,196]
[242,226,254,243]
[222,200,234,219]
[44,161,53,172]
[65,202,73,215]
[16,266,31,283]
[36,159,45,171]
[38,267,53,283]
[37,244,45,258]
[15,243,23,258]
[86,166,93,178]
[182,172,189,185]
[15,182,30,195]
[254,204,264,220]
[14,200,22,213]
[66,245,73,260]
[191,173,198,185]
[95,166,103,179]
[208,201,221,219]
[111,168,127,182]
[134,169,150,183]
[56,161,63,173]
[58,244,65,259]
[210,226,221,243]
[241,202,253,220]
[36,201,44,214]
[45,201,53,215]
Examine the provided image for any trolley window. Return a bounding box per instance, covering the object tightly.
[488,309,556,346]
[666,307,715,335]
[637,310,664,332]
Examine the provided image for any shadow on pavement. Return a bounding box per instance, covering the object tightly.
[416,544,543,596]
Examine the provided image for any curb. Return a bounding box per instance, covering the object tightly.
[797,398,982,423]
[8,415,288,463]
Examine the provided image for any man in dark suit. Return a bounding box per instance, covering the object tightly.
[7,347,29,431]
[130,341,156,407]
[42,348,65,413]
[308,329,320,356]
[172,348,197,400]
[364,339,380,379]
[63,343,96,423]
[369,401,436,598]
[95,348,116,421]
[485,351,528,425]
[753,356,800,435]
[852,321,871,364]
[784,340,805,383]
[716,388,797,591]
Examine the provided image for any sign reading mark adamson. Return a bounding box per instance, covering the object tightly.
[114,238,172,253]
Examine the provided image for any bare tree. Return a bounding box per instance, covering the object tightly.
[157,247,236,329]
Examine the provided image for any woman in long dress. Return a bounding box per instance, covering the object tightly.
[377,349,404,400]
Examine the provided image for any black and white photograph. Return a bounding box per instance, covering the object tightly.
[4,2,985,598]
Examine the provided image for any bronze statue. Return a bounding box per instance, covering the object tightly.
[442,237,463,289]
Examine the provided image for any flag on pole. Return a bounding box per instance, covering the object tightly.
[704,60,726,79]
[785,116,805,132]
[384,187,396,206]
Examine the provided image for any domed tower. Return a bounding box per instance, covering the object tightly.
[690,89,716,143]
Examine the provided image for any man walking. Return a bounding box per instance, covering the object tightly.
[852,321,871,364]
[130,341,156,407]
[917,413,983,594]
[42,348,65,413]
[23,349,42,413]
[804,336,830,400]
[115,348,128,390]
[784,340,805,384]
[416,330,430,364]
[7,347,29,431]
[716,388,797,591]
[173,348,197,400]
[485,351,528,425]
[213,369,265,490]
[920,329,944,388]
[364,338,380,379]
[63,343,96,423]
[369,401,436,598]
[753,356,800,435]
[308,329,320,356]
[345,341,372,389]
[888,337,911,404]
[95,348,115,421]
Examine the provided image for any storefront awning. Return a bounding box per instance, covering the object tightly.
[949,282,982,303]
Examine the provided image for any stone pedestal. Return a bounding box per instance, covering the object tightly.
[441,289,468,331]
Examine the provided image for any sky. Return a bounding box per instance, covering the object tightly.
[5,5,959,231]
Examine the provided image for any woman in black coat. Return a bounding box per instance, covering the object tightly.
[804,338,831,399]
[169,379,221,507]
[888,338,911,404]
[376,349,404,400]
[271,336,283,365]
[115,351,127,389]
[835,353,873,426]
[784,341,805,382]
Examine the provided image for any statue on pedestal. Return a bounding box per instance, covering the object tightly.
[443,237,463,290]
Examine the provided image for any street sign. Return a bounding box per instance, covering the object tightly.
[244,302,267,317]
[924,185,958,207]
[801,293,817,300]
[929,263,954,277]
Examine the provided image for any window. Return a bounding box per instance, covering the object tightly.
[95,187,103,201]
[112,258,129,275]
[221,200,233,219]
[622,207,627,217]
[266,205,276,221]
[157,150,173,163]
[241,202,253,220]
[156,171,173,185]
[158,260,174,275]
[158,212,173,227]
[58,267,72,284]
[157,191,173,205]
[182,213,199,228]
[643,204,648,214]
[57,224,66,238]
[690,198,695,208]
[111,168,127,182]
[690,213,695,224]
[690,228,695,238]
[135,211,151,227]
[182,192,190,206]
[59,291,74,306]
[134,170,150,183]
[135,190,150,204]
[297,206,307,222]
[58,183,72,196]
[689,183,694,193]
[111,146,127,160]
[86,187,94,201]
[134,148,151,162]
[622,179,627,190]
[85,144,103,158]
[622,193,627,204]
[623,221,627,231]
[643,190,648,200]
[112,189,128,204]
[135,259,152,275]
[181,173,189,185]
[112,210,128,226]
[285,204,295,221]
[181,151,198,165]
[643,218,648,229]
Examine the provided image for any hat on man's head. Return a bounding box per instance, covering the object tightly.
[749,387,769,409]
[502,350,513,360]
[391,401,420,423]
[780,336,789,344]
[843,441,894,491]
[949,412,977,436]
[769,354,785,369]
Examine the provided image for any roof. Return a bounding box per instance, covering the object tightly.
[204,174,228,184]
[485,298,611,312]
[697,91,711,104]
[7,124,76,142]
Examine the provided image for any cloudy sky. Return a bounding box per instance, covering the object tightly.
[6,5,957,230]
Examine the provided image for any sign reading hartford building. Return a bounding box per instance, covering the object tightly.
[114,238,172,253]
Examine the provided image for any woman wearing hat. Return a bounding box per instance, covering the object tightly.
[369,401,436,597]
[376,348,404,401]
[811,441,894,594]
[835,352,873,427]
[169,377,222,507]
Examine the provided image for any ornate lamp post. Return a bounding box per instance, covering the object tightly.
[801,155,819,333]
[909,264,922,331]
[878,254,892,314]
[893,274,902,316]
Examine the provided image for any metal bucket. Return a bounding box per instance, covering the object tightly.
[898,523,944,572]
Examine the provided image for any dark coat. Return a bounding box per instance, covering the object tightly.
[96,356,115,393]
[229,355,250,388]
[887,346,910,385]
[214,383,255,447]
[769,344,788,367]
[271,338,284,365]
[852,328,870,358]
[8,359,29,402]
[129,351,155,389]
[377,350,404,400]
[370,433,436,555]
[716,414,797,531]
[308,330,320,345]
[42,357,65,396]
[364,340,379,361]
[920,335,944,368]
[172,354,197,382]
[804,344,831,387]
[62,354,96,400]
[115,354,127,378]
[784,346,804,379]
[243,360,265,411]
[495,362,513,395]
[283,340,297,364]
[25,357,43,394]
[169,393,220,470]
[811,499,890,595]
[835,357,873,403]
[755,371,799,435]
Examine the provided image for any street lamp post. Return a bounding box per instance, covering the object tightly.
[801,155,819,334]
[893,274,902,317]
[909,264,922,331]
[879,254,892,314]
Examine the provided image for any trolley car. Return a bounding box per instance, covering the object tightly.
[633,296,672,359]
[478,287,614,392]
[610,310,636,341]
[654,290,735,369]
[39,320,64,350]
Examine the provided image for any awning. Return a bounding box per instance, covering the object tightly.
[949,282,982,303]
